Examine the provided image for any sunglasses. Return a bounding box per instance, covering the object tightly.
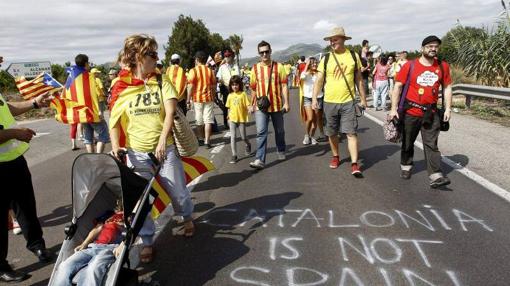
[259,50,270,56]
[145,51,158,59]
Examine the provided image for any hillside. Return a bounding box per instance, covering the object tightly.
[240,43,324,66]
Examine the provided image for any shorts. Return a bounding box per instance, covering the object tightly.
[194,101,215,125]
[303,97,323,109]
[83,120,110,144]
[323,101,358,135]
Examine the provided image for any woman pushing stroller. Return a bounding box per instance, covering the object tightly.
[109,34,195,263]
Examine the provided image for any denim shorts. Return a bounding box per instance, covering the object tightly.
[303,97,323,109]
[83,120,110,144]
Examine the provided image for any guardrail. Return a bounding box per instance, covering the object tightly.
[452,84,510,108]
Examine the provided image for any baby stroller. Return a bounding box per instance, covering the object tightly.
[49,153,160,286]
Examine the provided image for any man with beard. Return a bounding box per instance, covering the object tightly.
[389,35,453,188]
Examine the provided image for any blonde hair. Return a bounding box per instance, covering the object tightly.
[118,34,158,69]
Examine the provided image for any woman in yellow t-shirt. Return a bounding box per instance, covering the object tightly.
[109,34,195,263]
[225,75,252,163]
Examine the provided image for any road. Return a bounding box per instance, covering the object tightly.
[4,89,510,286]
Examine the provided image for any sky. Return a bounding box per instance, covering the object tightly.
[0,0,504,68]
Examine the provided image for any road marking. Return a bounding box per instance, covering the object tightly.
[34,132,50,138]
[364,112,510,202]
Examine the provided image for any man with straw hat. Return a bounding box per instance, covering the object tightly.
[312,26,368,177]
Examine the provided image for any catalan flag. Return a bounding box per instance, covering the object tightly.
[165,65,187,101]
[50,66,100,124]
[15,73,63,100]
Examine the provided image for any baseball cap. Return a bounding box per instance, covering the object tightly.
[90,68,100,74]
[422,35,442,46]
[171,54,180,60]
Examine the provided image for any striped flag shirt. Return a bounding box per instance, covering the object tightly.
[250,62,288,113]
[188,64,216,103]
[15,73,62,100]
[165,65,187,101]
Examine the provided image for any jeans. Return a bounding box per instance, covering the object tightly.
[229,121,249,156]
[373,80,389,109]
[52,243,116,286]
[255,110,286,163]
[127,146,193,245]
[83,120,110,144]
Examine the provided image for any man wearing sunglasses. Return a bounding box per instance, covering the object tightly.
[249,41,289,169]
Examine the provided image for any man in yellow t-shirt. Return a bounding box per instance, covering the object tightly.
[312,26,367,177]
[91,68,106,116]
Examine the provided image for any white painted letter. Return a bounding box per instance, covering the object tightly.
[201,208,237,227]
[402,268,437,286]
[360,211,395,228]
[338,235,374,264]
[370,238,402,264]
[427,208,452,230]
[446,270,463,286]
[396,239,443,268]
[328,210,360,228]
[453,209,494,232]
[394,210,435,231]
[286,267,328,286]
[230,266,271,286]
[339,268,365,286]
[238,208,266,228]
[379,268,393,286]
[281,237,303,260]
[291,209,323,228]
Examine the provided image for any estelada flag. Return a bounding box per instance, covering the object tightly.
[51,66,100,124]
[109,69,215,219]
[15,73,63,100]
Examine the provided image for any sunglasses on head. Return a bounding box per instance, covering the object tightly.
[145,51,158,59]
[259,50,270,56]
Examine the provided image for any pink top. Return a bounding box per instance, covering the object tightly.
[374,63,390,81]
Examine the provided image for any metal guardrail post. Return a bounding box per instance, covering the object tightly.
[466,95,472,109]
[452,84,510,109]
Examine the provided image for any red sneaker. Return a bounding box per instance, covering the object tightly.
[329,156,340,169]
[351,163,363,178]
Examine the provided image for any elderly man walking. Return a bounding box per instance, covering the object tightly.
[312,27,368,177]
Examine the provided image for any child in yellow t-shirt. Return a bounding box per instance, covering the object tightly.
[225,75,252,163]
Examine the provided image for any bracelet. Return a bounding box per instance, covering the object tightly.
[32,99,40,109]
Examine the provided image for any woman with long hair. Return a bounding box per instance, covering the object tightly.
[109,34,195,263]
[300,57,325,145]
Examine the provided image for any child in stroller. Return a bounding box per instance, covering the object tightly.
[53,200,125,286]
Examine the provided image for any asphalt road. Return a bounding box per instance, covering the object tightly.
[4,90,510,286]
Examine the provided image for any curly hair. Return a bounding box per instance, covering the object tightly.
[117,34,158,69]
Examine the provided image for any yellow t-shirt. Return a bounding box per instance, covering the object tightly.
[95,77,105,102]
[318,49,361,104]
[109,76,177,152]
[225,91,250,123]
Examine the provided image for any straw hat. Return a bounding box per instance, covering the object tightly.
[323,27,352,41]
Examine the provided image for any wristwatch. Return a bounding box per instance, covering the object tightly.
[32,99,40,109]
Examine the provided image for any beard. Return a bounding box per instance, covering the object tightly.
[423,51,437,60]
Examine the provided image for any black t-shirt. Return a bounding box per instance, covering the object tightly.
[361,58,369,79]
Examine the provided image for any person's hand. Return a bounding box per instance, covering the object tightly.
[389,108,399,119]
[312,98,319,110]
[15,128,36,143]
[34,91,55,108]
[155,140,167,162]
[360,99,368,109]
[187,101,192,110]
[283,103,290,113]
[443,108,452,122]
[110,147,127,161]
[74,244,86,253]
[113,243,124,258]
[248,106,254,113]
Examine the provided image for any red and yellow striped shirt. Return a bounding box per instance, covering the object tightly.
[250,62,288,112]
[187,64,216,103]
[165,64,187,101]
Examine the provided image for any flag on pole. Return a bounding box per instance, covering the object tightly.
[50,66,100,124]
[15,73,62,100]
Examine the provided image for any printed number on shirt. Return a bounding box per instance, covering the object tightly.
[416,71,439,87]
[129,92,161,108]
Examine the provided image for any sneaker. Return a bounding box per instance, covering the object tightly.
[401,170,412,180]
[430,177,451,189]
[198,139,204,146]
[12,220,21,235]
[277,152,286,161]
[311,137,318,145]
[0,267,28,283]
[245,143,252,155]
[205,143,212,149]
[303,135,311,145]
[351,163,363,178]
[230,156,238,164]
[249,159,265,169]
[329,156,340,169]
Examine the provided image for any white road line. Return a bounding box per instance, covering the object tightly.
[34,132,51,138]
[364,113,510,202]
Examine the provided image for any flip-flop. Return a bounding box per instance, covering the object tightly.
[140,246,153,263]
[71,147,80,151]
[183,222,195,237]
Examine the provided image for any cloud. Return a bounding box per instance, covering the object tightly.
[0,0,503,67]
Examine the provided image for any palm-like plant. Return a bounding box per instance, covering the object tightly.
[228,34,243,69]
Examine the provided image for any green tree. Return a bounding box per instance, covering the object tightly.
[51,63,67,84]
[228,34,243,68]
[0,70,16,94]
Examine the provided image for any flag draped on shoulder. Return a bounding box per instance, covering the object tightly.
[15,73,62,100]
[50,66,100,124]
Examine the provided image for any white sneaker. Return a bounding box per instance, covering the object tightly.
[311,137,318,145]
[12,220,22,235]
[303,135,311,145]
[249,159,265,169]
[277,152,286,161]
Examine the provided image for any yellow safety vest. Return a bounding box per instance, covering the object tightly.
[0,93,29,162]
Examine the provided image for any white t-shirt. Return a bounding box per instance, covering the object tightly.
[216,63,239,86]
[300,72,323,98]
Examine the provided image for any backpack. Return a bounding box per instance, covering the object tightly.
[322,50,358,94]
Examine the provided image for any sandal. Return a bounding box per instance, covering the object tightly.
[140,246,153,263]
[183,221,195,237]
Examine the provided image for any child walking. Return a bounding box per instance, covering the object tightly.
[225,75,252,163]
